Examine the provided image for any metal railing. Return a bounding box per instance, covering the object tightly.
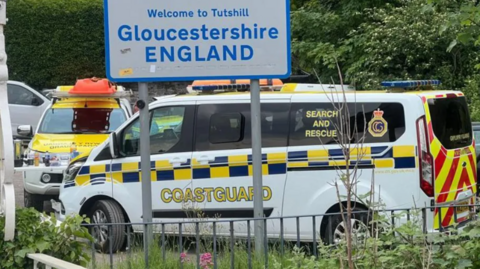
[83,204,479,269]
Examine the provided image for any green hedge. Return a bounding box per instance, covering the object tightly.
[6,0,105,89]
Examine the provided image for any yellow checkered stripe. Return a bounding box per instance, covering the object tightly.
[69,145,416,186]
[72,160,192,187]
[287,145,416,170]
[192,153,287,179]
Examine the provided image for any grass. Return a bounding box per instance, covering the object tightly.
[90,234,312,269]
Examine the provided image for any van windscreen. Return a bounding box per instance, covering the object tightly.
[39,108,126,134]
[427,96,472,149]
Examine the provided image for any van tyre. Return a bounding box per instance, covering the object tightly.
[323,208,371,246]
[24,190,44,212]
[89,200,126,253]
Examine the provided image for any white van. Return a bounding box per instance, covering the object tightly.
[53,80,477,252]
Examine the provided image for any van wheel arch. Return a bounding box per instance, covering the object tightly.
[79,195,131,223]
[319,201,369,242]
[80,196,132,252]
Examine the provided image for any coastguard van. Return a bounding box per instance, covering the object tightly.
[16,78,133,212]
[53,79,477,252]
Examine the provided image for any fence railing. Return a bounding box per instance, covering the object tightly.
[83,203,480,269]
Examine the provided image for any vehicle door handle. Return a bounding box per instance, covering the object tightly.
[196,156,214,165]
[169,157,188,165]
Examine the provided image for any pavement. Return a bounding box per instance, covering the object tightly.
[13,170,53,212]
[13,171,24,207]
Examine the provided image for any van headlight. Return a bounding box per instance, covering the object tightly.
[63,160,85,183]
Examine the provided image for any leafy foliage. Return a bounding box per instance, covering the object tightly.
[430,0,480,59]
[291,0,480,119]
[0,207,93,268]
[270,210,480,269]
[6,0,105,89]
[460,75,480,121]
[292,0,480,90]
[291,0,400,82]
[345,0,480,90]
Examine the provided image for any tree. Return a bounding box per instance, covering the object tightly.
[291,0,480,91]
[345,0,480,90]
[291,0,400,84]
[430,0,480,69]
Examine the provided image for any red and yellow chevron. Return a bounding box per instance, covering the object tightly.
[422,93,477,230]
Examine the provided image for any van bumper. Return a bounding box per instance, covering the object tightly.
[19,166,66,196]
[51,199,66,222]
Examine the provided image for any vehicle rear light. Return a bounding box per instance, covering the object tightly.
[417,116,434,197]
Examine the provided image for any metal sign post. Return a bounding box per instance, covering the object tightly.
[138,82,153,261]
[250,79,264,254]
[0,0,15,241]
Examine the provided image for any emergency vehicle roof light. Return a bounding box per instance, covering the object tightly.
[280,83,356,92]
[191,79,284,93]
[381,80,441,88]
[51,77,133,99]
[69,78,116,94]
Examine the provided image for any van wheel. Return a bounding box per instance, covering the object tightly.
[89,200,126,253]
[24,190,44,212]
[323,208,371,246]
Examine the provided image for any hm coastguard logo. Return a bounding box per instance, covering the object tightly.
[368,109,387,137]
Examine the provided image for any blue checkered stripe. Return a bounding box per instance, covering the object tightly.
[65,145,416,187]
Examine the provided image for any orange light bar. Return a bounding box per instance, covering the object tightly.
[69,77,116,95]
[191,79,283,87]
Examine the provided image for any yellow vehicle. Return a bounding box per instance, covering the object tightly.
[16,78,133,211]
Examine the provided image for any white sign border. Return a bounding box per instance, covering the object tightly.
[103,0,291,82]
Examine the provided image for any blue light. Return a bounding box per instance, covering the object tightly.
[192,84,251,91]
[380,80,441,88]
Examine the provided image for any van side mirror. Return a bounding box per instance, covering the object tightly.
[17,125,33,137]
[109,132,119,158]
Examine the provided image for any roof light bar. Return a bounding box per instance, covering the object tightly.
[281,83,356,92]
[192,83,251,91]
[51,78,133,99]
[51,90,133,99]
[191,78,284,92]
[381,80,441,88]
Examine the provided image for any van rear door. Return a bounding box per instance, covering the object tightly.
[425,93,476,229]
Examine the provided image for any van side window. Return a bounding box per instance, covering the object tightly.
[7,84,42,106]
[195,103,290,151]
[120,105,194,157]
[209,112,244,144]
[289,102,406,146]
[428,97,472,149]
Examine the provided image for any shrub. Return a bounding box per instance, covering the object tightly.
[102,209,480,269]
[461,74,480,122]
[0,207,93,268]
[5,0,105,89]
